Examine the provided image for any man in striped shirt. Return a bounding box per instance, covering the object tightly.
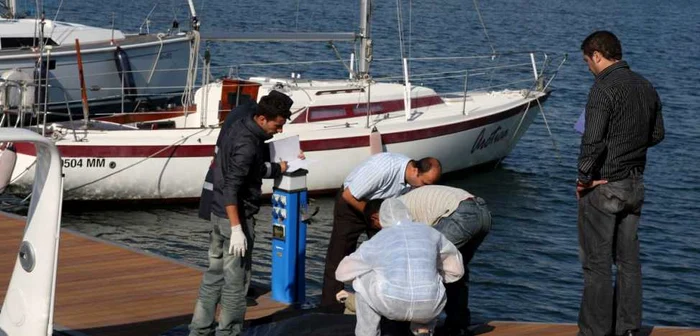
[363,186,492,336]
[576,31,665,336]
[320,152,442,310]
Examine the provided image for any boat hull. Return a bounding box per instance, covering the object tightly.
[8,97,542,201]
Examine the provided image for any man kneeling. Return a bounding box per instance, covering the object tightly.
[335,199,464,336]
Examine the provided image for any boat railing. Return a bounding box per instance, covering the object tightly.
[372,51,567,91]
[207,51,566,95]
[1,51,566,127]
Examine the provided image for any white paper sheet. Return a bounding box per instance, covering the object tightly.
[286,158,317,173]
[269,135,314,172]
[269,135,301,162]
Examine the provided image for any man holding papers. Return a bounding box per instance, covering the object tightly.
[190,91,296,336]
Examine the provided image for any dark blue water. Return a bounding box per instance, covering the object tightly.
[5,0,700,329]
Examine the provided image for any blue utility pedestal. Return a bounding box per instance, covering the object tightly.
[270,169,308,304]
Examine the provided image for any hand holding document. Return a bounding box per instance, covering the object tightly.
[269,135,314,173]
[286,158,309,173]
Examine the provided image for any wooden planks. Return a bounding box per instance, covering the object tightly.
[0,213,287,336]
[477,322,700,335]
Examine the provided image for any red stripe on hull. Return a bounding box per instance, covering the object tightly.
[14,142,217,158]
[14,95,547,158]
[94,110,192,124]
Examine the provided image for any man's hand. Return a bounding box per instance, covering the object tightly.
[335,290,349,303]
[341,187,367,213]
[576,179,608,200]
[280,161,288,173]
[368,213,382,230]
[298,151,306,160]
[228,224,247,257]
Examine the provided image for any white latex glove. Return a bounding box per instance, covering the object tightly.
[228,225,247,257]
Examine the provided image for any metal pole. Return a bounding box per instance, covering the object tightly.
[530,53,538,81]
[187,0,197,19]
[349,52,355,80]
[8,0,17,18]
[358,0,372,77]
[365,82,371,128]
[461,70,469,116]
[43,46,51,128]
[402,58,410,121]
[111,12,115,44]
[187,0,199,30]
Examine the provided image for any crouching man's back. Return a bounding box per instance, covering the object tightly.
[370,223,449,321]
[336,199,464,336]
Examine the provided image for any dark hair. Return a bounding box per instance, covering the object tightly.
[364,199,385,224]
[581,31,622,60]
[255,91,293,120]
[415,157,442,175]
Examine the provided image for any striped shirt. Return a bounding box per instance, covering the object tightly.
[578,61,665,183]
[344,152,411,200]
[398,185,474,226]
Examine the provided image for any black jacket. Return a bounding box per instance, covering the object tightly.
[578,61,665,183]
[198,103,282,220]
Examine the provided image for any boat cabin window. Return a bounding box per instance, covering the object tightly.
[308,107,347,121]
[352,103,383,116]
[227,92,254,107]
[0,37,58,50]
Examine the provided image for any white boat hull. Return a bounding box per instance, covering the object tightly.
[9,92,543,200]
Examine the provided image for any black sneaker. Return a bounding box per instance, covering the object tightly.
[246,297,258,307]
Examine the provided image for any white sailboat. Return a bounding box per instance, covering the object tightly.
[4,0,565,201]
[0,0,199,119]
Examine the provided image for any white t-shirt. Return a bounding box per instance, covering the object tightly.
[398,185,474,226]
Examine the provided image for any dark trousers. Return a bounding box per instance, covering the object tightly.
[321,188,378,310]
[578,174,644,336]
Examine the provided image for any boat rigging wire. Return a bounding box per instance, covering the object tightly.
[472,0,496,56]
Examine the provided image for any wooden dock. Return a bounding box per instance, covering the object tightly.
[1,212,698,336]
[474,321,700,336]
[0,212,287,336]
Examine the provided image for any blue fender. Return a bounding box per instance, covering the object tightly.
[114,46,138,100]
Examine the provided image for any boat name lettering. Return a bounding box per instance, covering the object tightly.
[471,126,509,154]
[62,158,106,169]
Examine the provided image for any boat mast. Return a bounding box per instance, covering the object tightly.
[187,0,199,30]
[7,0,17,18]
[358,0,372,79]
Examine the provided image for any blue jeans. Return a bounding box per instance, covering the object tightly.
[189,212,255,336]
[578,175,644,336]
[433,197,492,330]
